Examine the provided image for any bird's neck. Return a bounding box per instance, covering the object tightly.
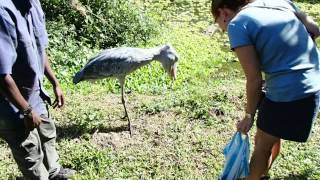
[148,47,164,62]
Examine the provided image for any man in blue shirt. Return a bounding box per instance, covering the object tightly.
[0,0,75,179]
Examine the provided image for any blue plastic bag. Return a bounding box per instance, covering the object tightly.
[220,132,250,180]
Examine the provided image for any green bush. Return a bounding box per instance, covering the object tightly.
[45,19,95,84]
[42,0,158,48]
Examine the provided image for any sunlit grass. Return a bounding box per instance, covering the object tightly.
[0,0,320,179]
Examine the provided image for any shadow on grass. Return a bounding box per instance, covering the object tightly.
[56,123,129,141]
[273,168,314,180]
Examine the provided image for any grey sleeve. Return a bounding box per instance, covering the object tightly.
[0,9,17,74]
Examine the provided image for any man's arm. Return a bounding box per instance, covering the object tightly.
[0,74,42,130]
[44,54,60,87]
[0,74,29,111]
[44,53,64,108]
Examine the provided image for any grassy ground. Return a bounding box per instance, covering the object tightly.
[0,1,320,179]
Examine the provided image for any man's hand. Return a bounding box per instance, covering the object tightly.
[24,110,42,131]
[237,116,254,134]
[52,85,64,108]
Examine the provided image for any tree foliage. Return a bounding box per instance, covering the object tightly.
[42,0,158,49]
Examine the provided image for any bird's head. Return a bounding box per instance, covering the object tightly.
[158,44,179,80]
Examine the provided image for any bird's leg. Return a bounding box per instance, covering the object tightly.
[120,78,132,137]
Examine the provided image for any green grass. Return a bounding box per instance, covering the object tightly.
[0,0,320,179]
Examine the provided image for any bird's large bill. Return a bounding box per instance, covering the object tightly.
[171,63,177,80]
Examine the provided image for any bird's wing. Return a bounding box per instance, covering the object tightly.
[99,47,155,62]
[85,48,147,65]
[77,47,155,81]
[80,50,128,79]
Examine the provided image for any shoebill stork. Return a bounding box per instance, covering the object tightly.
[73,44,179,136]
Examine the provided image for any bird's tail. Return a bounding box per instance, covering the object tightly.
[73,70,84,84]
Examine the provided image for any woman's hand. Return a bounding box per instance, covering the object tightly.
[237,115,254,134]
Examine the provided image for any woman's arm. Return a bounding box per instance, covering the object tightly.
[295,10,320,40]
[234,45,262,133]
[286,0,319,39]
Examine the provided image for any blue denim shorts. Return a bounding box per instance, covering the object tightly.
[257,91,320,142]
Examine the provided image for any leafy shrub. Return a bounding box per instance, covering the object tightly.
[45,19,97,84]
[42,0,158,49]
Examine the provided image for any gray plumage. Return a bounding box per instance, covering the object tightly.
[73,44,179,136]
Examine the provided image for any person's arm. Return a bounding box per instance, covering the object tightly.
[234,45,262,134]
[0,75,42,130]
[44,53,64,108]
[0,75,29,112]
[286,0,319,39]
[295,10,320,40]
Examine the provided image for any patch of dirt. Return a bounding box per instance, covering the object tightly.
[92,131,129,149]
[62,93,162,113]
[90,110,177,150]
